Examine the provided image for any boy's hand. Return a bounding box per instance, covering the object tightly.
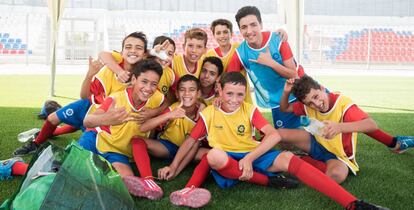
[153,39,170,53]
[283,78,296,93]
[322,121,342,139]
[158,166,176,180]
[102,100,130,125]
[238,158,253,181]
[249,47,274,67]
[133,107,158,124]
[275,28,288,42]
[212,97,222,109]
[116,71,130,83]
[87,56,103,78]
[168,101,186,119]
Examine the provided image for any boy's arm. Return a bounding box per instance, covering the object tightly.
[83,98,129,128]
[139,102,185,132]
[158,119,206,180]
[280,78,295,112]
[248,48,297,79]
[98,51,130,83]
[80,57,103,99]
[239,123,281,181]
[158,136,198,180]
[323,106,378,139]
[134,99,169,124]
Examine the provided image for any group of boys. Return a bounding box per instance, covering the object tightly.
[1,5,413,210]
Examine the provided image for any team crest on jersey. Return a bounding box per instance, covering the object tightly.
[161,85,168,94]
[272,53,280,60]
[237,125,245,136]
[65,108,74,117]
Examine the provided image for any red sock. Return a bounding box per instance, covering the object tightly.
[131,138,153,180]
[11,162,28,176]
[301,155,327,173]
[52,125,78,136]
[288,155,357,208]
[34,120,57,145]
[365,129,395,147]
[185,154,210,188]
[215,157,268,186]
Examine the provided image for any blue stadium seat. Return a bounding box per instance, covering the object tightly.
[0,38,6,43]
[20,44,27,49]
[5,43,11,49]
[15,38,22,44]
[8,38,14,43]
[3,33,9,39]
[12,43,19,49]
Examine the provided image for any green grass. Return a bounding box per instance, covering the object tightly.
[0,75,413,209]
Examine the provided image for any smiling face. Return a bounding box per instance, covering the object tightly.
[218,83,246,113]
[199,61,220,89]
[177,80,200,108]
[121,37,146,65]
[213,24,232,47]
[301,88,330,113]
[238,14,263,48]
[130,71,160,104]
[183,38,206,64]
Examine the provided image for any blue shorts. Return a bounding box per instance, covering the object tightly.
[56,98,91,131]
[271,105,301,129]
[159,139,179,160]
[211,150,281,189]
[78,130,130,165]
[309,135,337,162]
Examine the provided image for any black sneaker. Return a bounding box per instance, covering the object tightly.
[346,200,390,210]
[268,175,299,189]
[13,141,39,156]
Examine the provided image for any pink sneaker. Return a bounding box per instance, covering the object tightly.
[122,176,163,200]
[170,187,211,208]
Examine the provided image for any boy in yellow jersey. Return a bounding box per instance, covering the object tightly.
[135,75,210,182]
[279,75,414,184]
[172,28,207,79]
[12,32,147,157]
[199,56,223,105]
[99,36,178,122]
[79,59,165,200]
[158,72,388,209]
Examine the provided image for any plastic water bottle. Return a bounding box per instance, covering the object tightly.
[17,128,40,142]
[300,116,324,136]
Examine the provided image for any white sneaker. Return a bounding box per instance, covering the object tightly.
[17,128,40,143]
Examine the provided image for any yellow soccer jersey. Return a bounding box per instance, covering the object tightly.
[93,67,129,101]
[96,88,165,158]
[172,54,203,78]
[91,51,128,103]
[159,102,198,146]
[202,94,216,106]
[304,94,359,174]
[200,102,259,153]
[158,66,176,96]
[205,43,239,71]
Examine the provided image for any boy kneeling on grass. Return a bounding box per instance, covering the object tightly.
[153,72,389,209]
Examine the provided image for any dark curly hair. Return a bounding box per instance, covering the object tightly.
[291,75,321,103]
[132,59,163,79]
